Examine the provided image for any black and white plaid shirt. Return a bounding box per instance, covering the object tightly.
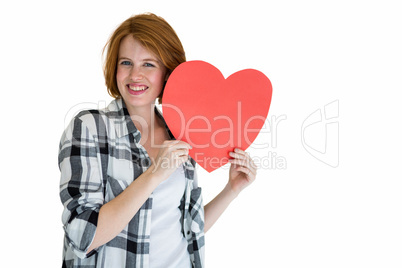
[59,98,205,267]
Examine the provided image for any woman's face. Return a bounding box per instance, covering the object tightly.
[116,35,167,111]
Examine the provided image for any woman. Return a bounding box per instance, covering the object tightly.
[59,13,257,268]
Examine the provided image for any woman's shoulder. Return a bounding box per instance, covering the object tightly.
[76,99,121,119]
[65,99,124,135]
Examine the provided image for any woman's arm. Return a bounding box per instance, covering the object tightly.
[87,140,191,253]
[204,148,257,233]
[204,184,237,233]
[87,167,161,253]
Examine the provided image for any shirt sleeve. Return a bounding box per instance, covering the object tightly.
[182,163,205,268]
[58,113,106,259]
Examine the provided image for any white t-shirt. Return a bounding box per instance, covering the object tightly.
[149,165,191,268]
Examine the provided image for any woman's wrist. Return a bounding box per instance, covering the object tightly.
[223,183,240,201]
[143,164,165,184]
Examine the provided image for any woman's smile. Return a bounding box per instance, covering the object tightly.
[127,83,149,95]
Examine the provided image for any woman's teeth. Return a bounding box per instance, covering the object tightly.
[129,85,147,91]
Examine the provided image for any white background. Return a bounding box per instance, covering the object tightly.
[1,0,401,267]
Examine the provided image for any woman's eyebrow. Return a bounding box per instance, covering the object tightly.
[142,58,159,63]
[117,57,160,63]
[118,57,132,61]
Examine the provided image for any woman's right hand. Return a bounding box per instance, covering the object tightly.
[149,140,192,181]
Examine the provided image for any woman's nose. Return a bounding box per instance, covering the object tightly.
[130,66,143,81]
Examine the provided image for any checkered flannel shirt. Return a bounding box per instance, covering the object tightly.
[59,98,205,267]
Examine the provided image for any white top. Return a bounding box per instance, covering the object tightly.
[149,165,191,268]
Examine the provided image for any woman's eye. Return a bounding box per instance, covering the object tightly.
[120,61,132,66]
[144,63,155,67]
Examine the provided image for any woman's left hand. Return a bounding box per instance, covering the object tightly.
[228,148,258,196]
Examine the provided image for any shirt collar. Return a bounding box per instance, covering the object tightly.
[109,98,175,142]
[155,103,176,140]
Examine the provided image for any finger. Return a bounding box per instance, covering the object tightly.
[233,148,258,169]
[232,149,251,161]
[234,148,248,156]
[228,158,250,168]
[163,140,192,148]
[174,147,190,157]
[235,166,255,177]
[161,143,191,154]
[228,151,247,160]
[229,153,254,167]
[172,140,192,150]
[230,158,257,175]
[249,158,258,170]
[175,154,189,166]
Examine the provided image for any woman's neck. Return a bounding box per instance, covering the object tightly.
[126,103,160,135]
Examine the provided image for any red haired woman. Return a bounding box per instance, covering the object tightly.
[59,13,257,268]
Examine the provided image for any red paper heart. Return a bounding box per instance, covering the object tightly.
[162,61,272,172]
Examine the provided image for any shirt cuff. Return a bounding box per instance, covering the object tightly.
[64,209,99,259]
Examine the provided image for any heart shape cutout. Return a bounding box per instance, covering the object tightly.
[162,61,272,172]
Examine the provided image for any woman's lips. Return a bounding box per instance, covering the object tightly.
[127,84,149,95]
